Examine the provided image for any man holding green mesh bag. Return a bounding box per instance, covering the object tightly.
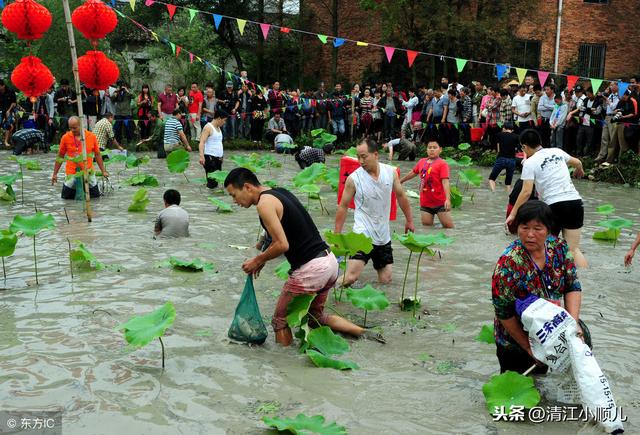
[224,168,382,346]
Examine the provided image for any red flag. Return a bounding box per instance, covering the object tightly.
[280,27,290,33]
[566,75,579,92]
[406,50,418,68]
[166,4,177,19]
[175,46,181,58]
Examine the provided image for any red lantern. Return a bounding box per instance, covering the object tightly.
[71,0,117,40]
[77,51,119,91]
[11,56,55,98]
[1,0,52,40]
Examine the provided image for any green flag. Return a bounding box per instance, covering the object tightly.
[590,78,603,93]
[317,34,328,44]
[188,8,197,23]
[455,58,468,73]
[169,42,176,55]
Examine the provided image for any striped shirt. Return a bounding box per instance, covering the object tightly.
[93,117,114,149]
[163,117,183,144]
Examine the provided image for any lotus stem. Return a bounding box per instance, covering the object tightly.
[338,257,348,302]
[20,166,24,203]
[67,238,74,280]
[363,310,368,328]
[400,251,412,303]
[159,336,165,369]
[63,207,70,224]
[33,236,38,285]
[2,257,5,281]
[414,249,424,317]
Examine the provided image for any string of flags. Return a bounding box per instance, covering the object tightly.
[122,0,633,93]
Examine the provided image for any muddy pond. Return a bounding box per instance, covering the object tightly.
[0,148,638,434]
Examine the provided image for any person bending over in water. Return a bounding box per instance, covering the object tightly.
[154,189,189,238]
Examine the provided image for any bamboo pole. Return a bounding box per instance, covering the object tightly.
[62,0,92,222]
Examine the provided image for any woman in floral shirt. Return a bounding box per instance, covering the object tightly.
[492,200,583,374]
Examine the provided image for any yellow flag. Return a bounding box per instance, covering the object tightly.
[356,41,368,47]
[151,32,159,42]
[129,0,135,11]
[516,67,528,84]
[237,19,247,35]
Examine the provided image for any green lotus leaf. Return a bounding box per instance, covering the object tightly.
[259,154,282,168]
[166,149,190,173]
[476,324,495,344]
[482,370,541,414]
[125,174,159,187]
[0,173,19,186]
[231,155,263,172]
[279,142,297,149]
[344,147,357,157]
[450,186,463,208]
[597,218,633,230]
[274,259,291,280]
[0,229,18,257]
[264,180,279,188]
[310,128,324,137]
[306,349,359,371]
[459,169,483,187]
[323,167,340,191]
[399,298,421,311]
[206,170,230,184]
[313,132,337,148]
[168,256,215,272]
[0,185,16,202]
[393,231,453,253]
[444,157,458,167]
[595,204,616,216]
[457,142,471,151]
[128,188,150,212]
[263,413,347,435]
[324,230,373,256]
[405,189,420,199]
[293,163,327,187]
[9,212,56,237]
[592,228,620,241]
[299,184,321,195]
[70,241,105,270]
[286,294,316,328]
[50,144,60,152]
[346,285,389,312]
[457,155,473,166]
[208,196,233,212]
[125,153,150,168]
[25,160,41,170]
[307,326,350,356]
[116,302,176,348]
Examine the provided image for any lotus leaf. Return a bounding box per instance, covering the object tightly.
[405,189,420,199]
[444,157,458,167]
[125,174,159,186]
[323,167,340,191]
[208,197,233,212]
[231,155,263,172]
[0,185,16,202]
[457,142,471,151]
[264,180,279,188]
[450,186,463,208]
[597,218,633,230]
[286,294,316,328]
[299,184,321,199]
[70,242,105,270]
[0,173,19,186]
[125,154,150,168]
[116,302,176,348]
[258,154,281,168]
[324,230,373,257]
[476,324,495,344]
[457,155,473,166]
[166,149,190,173]
[50,144,60,152]
[313,132,337,148]
[274,259,291,280]
[459,169,483,187]
[346,285,389,312]
[0,229,18,257]
[306,349,359,371]
[293,163,327,187]
[128,188,150,212]
[168,256,215,272]
[344,147,357,157]
[593,228,620,242]
[307,326,350,356]
[596,204,615,216]
[310,128,324,137]
[393,231,452,254]
[207,170,230,184]
[9,212,56,237]
[482,370,541,414]
[263,413,347,435]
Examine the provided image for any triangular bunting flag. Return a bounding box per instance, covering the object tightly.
[189,52,194,63]
[110,0,115,7]
[537,71,550,87]
[213,14,222,30]
[129,0,135,11]
[356,41,368,46]
[333,38,345,48]
[143,120,149,126]
[166,3,176,19]
[133,120,138,126]
[114,8,125,17]
[226,72,233,80]
[516,67,527,84]
[574,116,579,122]
[260,23,270,40]
[407,50,418,68]
[317,34,328,44]
[188,8,197,23]
[566,75,579,92]
[196,56,203,63]
[280,27,290,33]
[496,64,509,80]
[123,120,129,127]
[497,121,504,128]
[150,31,159,42]
[175,46,181,58]
[236,19,246,35]
[590,119,596,125]
[144,0,154,6]
[384,46,395,63]
[455,58,468,73]
[169,42,176,55]
[590,78,603,93]
[618,82,630,96]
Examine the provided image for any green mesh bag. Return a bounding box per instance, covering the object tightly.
[228,275,268,344]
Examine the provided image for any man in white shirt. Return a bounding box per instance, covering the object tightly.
[595,82,619,163]
[512,85,534,130]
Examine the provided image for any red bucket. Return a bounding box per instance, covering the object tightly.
[470,127,484,142]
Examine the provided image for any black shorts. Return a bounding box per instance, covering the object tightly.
[350,241,393,270]
[420,205,445,215]
[549,199,584,234]
[61,183,101,200]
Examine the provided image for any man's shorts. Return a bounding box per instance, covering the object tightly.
[420,205,446,215]
[350,241,393,270]
[549,199,584,234]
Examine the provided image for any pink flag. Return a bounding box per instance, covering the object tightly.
[406,50,418,68]
[384,46,395,63]
[166,4,177,19]
[537,71,550,87]
[566,75,579,92]
[260,23,270,40]
[144,0,154,6]
[189,52,194,63]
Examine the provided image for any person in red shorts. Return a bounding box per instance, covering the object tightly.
[400,140,454,228]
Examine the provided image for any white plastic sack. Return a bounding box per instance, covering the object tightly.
[517,294,624,434]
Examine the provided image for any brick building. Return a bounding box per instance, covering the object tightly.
[305,0,640,85]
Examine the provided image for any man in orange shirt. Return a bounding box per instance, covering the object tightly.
[51,116,109,199]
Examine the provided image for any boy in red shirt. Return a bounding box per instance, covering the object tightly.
[400,140,454,228]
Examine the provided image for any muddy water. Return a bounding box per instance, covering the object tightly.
[0,149,638,435]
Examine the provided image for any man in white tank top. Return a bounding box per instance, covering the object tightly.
[335,139,415,286]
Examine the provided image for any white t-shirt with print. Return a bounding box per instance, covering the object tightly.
[521,148,581,205]
[511,94,534,122]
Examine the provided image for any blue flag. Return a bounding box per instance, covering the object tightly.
[213,14,222,30]
[496,64,509,81]
[333,38,345,48]
[618,82,630,97]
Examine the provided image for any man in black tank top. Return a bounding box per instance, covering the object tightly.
[224,168,384,346]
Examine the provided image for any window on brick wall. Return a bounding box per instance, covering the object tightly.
[512,40,541,70]
[583,0,608,4]
[578,43,606,78]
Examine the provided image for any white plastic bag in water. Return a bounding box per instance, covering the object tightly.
[517,294,624,434]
